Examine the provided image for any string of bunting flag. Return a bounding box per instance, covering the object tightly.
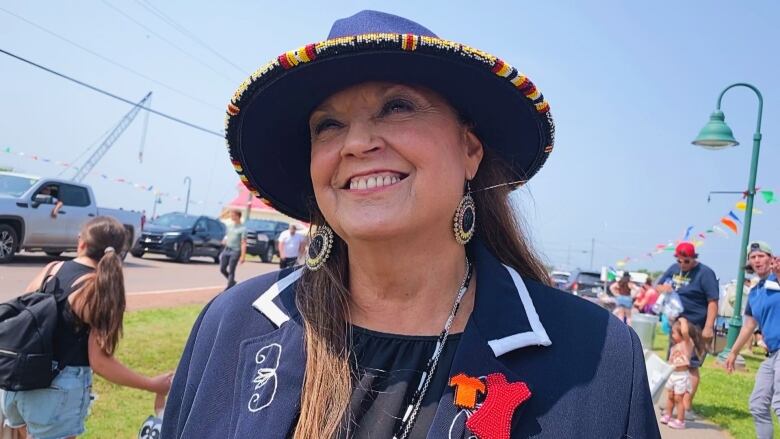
[614,191,777,268]
[1,146,224,206]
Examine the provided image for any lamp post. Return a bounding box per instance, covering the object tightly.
[183,176,192,215]
[692,83,763,362]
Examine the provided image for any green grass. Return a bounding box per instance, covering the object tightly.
[652,329,780,439]
[77,306,780,438]
[82,305,203,438]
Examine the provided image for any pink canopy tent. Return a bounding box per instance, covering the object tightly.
[222,183,305,226]
[226,183,276,212]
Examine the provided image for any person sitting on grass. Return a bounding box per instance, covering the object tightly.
[660,316,707,430]
[726,241,780,439]
[1,216,173,439]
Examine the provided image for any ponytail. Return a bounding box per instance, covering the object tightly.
[73,217,128,355]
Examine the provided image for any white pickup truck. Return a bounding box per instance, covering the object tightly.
[0,172,142,262]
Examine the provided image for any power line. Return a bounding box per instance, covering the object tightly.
[101,0,238,84]
[0,6,221,111]
[135,0,248,76]
[0,47,222,137]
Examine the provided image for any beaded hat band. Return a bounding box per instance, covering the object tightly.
[225,10,555,222]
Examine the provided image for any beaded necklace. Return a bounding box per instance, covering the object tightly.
[392,258,473,439]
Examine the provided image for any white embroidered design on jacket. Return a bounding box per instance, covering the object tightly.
[248,343,282,413]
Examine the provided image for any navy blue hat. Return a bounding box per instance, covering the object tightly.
[226,10,555,221]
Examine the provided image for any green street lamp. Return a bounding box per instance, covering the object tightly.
[692,82,763,363]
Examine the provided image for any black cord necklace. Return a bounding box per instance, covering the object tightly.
[392,258,473,439]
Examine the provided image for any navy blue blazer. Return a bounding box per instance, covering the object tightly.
[162,243,660,438]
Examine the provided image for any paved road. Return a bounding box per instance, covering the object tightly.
[0,251,278,304]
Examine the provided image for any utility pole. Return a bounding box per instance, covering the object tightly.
[151,191,161,219]
[183,177,192,215]
[244,190,253,220]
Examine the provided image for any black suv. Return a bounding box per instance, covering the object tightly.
[131,212,226,263]
[245,219,289,262]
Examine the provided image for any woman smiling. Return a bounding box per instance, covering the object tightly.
[163,10,659,439]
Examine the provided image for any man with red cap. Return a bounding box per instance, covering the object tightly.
[657,242,719,418]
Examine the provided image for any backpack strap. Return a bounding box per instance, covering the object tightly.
[39,262,62,295]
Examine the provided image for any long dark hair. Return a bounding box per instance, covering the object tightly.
[293,146,550,438]
[71,216,127,355]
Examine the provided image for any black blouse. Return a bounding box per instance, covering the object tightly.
[344,326,462,438]
[52,260,94,367]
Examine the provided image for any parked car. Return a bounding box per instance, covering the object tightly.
[0,172,142,263]
[244,219,289,263]
[562,270,604,299]
[549,270,570,289]
[131,212,225,263]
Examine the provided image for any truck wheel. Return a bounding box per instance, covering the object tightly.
[131,249,145,258]
[177,242,193,263]
[261,243,274,263]
[0,224,17,263]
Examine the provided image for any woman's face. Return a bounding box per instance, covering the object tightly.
[309,82,483,243]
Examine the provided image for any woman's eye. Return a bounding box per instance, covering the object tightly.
[381,98,415,115]
[313,119,342,134]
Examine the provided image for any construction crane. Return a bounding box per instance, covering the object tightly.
[71,92,152,182]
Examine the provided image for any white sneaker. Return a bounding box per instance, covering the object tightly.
[685,410,698,421]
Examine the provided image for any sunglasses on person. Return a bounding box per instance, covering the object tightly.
[677,258,693,264]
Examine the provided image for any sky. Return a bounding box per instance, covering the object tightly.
[1,1,778,281]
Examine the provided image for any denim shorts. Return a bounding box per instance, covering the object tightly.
[615,295,633,309]
[1,366,92,439]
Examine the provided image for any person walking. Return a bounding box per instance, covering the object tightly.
[1,216,172,439]
[656,242,719,418]
[277,224,305,269]
[220,210,247,290]
[163,10,658,438]
[726,241,780,439]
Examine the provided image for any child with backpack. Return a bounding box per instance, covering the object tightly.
[1,216,172,438]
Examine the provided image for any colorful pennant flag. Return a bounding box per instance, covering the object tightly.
[721,218,739,234]
[735,201,763,214]
[762,190,776,204]
[1,145,225,207]
[683,226,694,241]
[728,210,742,223]
[712,225,729,238]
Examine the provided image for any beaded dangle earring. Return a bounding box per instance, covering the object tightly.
[453,181,476,245]
[306,224,334,271]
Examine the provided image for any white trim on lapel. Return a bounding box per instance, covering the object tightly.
[766,280,780,291]
[487,264,552,356]
[251,269,303,327]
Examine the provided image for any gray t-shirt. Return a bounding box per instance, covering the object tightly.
[224,222,246,250]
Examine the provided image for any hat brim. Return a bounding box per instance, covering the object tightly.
[226,34,554,221]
